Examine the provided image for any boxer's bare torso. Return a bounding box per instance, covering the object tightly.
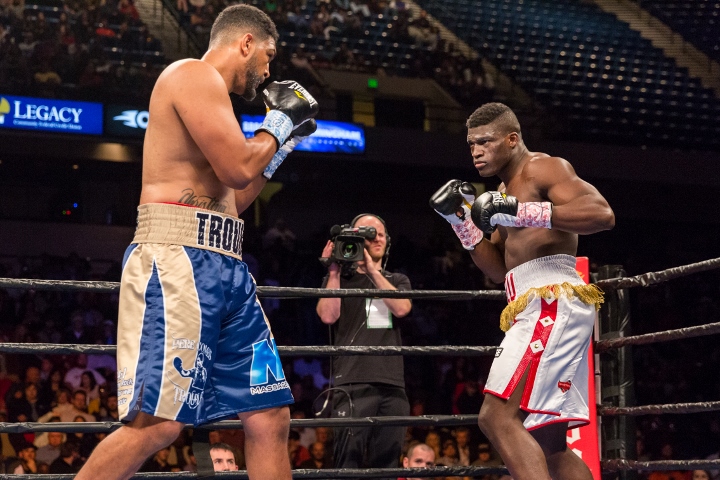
[494,152,579,270]
[467,121,614,281]
[138,37,278,217]
[140,60,236,215]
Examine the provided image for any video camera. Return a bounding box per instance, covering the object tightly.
[329,224,377,263]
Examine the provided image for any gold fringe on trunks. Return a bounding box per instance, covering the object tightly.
[500,282,604,332]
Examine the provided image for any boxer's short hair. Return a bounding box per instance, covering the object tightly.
[466,102,521,135]
[210,4,279,47]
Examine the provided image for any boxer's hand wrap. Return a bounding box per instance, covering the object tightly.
[430,179,484,250]
[492,201,553,229]
[256,80,319,149]
[263,119,317,180]
[257,110,294,149]
[472,191,552,235]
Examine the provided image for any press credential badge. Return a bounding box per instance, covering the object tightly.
[366,298,392,328]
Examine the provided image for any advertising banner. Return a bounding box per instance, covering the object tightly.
[240,115,366,154]
[0,94,103,135]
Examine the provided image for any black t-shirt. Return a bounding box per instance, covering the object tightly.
[322,270,411,387]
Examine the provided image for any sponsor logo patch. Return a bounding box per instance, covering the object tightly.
[249,339,291,395]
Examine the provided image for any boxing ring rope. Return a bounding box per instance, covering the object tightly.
[1,256,720,477]
[4,399,720,433]
[2,460,720,480]
[2,255,719,295]
[3,316,720,355]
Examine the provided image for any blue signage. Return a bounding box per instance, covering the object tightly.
[241,115,366,154]
[0,94,103,135]
[105,105,149,137]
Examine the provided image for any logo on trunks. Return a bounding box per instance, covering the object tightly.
[558,380,572,393]
[116,368,134,406]
[495,347,503,358]
[195,212,244,256]
[249,338,290,395]
[171,334,196,351]
[169,343,214,409]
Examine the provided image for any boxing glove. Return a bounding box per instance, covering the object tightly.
[471,191,552,236]
[263,119,317,180]
[256,80,319,148]
[429,179,484,250]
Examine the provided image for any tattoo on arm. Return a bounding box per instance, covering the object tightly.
[178,188,229,213]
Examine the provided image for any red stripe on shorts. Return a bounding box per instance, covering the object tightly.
[521,298,558,408]
[505,273,516,302]
[500,297,558,402]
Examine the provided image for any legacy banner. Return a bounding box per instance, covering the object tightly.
[0,94,103,135]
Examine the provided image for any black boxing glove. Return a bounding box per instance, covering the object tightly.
[471,191,518,236]
[256,80,319,149]
[429,180,484,250]
[471,191,552,236]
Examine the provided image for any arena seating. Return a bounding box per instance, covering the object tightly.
[411,0,720,148]
[638,0,720,63]
[178,0,434,75]
[22,0,166,68]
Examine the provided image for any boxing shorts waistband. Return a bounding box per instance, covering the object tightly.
[504,254,583,303]
[133,203,244,261]
[500,254,602,332]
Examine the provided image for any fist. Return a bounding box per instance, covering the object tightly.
[430,180,484,250]
[173,356,184,373]
[471,191,518,236]
[256,81,319,148]
[429,179,477,225]
[263,80,319,125]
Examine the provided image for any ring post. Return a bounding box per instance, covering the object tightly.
[598,264,637,480]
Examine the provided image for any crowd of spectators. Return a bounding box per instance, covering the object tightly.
[1,215,719,477]
[2,0,497,108]
[0,0,164,102]
[175,0,497,107]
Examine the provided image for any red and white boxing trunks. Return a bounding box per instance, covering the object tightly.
[484,254,603,431]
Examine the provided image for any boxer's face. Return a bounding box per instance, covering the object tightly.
[234,36,275,100]
[467,123,516,177]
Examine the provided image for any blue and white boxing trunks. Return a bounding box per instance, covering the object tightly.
[116,203,293,426]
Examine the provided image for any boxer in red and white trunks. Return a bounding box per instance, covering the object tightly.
[430,103,614,480]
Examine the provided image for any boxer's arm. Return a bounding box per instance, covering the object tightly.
[468,231,507,284]
[171,61,277,189]
[234,176,267,214]
[531,157,615,234]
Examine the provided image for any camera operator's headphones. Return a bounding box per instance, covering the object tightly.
[350,213,391,260]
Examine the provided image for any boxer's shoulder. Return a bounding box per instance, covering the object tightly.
[155,59,224,95]
[519,154,575,186]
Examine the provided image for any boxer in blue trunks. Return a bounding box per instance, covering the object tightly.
[75,5,318,480]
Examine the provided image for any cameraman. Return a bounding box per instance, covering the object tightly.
[316,214,412,475]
